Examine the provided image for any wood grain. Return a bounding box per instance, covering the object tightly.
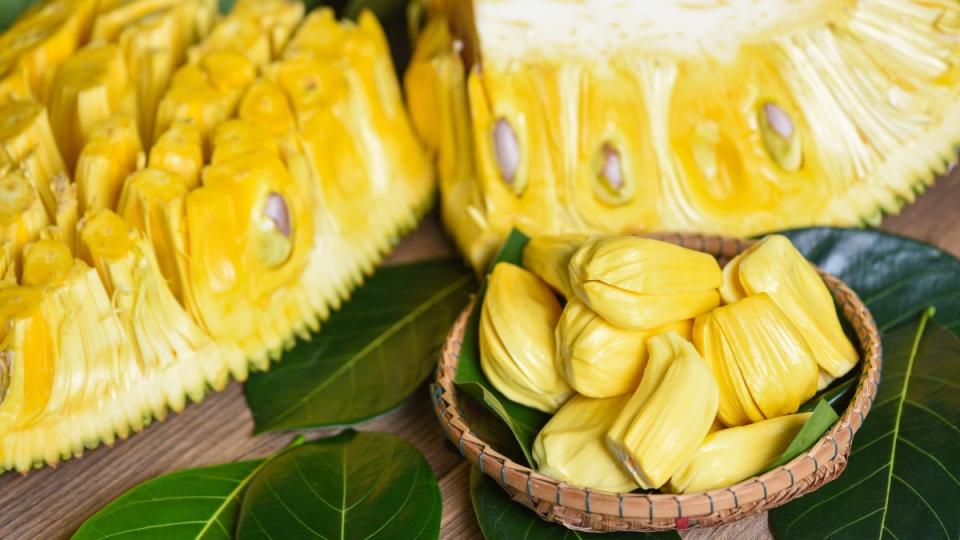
[0,177,957,540]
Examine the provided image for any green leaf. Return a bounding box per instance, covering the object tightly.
[470,466,679,540]
[783,228,960,336]
[72,459,266,539]
[769,311,960,539]
[237,431,441,540]
[245,259,474,433]
[766,400,839,472]
[454,229,550,466]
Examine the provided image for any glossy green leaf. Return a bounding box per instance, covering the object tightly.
[783,228,960,335]
[766,400,839,472]
[470,466,679,540]
[237,431,441,540]
[769,311,960,539]
[455,229,549,466]
[246,259,474,433]
[73,459,266,539]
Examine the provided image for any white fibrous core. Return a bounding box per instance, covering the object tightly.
[473,0,849,63]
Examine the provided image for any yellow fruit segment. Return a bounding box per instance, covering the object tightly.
[556,299,693,398]
[521,234,587,299]
[480,263,573,413]
[533,394,639,493]
[606,331,719,489]
[724,235,859,381]
[569,236,722,329]
[409,1,960,270]
[666,412,811,493]
[74,114,141,213]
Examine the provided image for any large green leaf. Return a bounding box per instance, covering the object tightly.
[237,431,441,539]
[454,229,549,466]
[769,312,960,539]
[73,459,266,539]
[470,466,679,540]
[245,259,474,433]
[784,228,960,335]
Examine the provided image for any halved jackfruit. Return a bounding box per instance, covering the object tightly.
[0,1,434,471]
[408,0,960,270]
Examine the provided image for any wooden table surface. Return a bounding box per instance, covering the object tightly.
[1,173,958,540]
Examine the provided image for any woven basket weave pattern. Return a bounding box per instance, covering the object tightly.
[431,233,882,532]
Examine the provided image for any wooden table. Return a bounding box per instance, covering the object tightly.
[2,174,958,540]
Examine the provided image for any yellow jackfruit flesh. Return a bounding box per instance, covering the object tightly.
[408,0,960,271]
[569,236,722,329]
[606,331,719,489]
[722,235,858,383]
[666,412,811,493]
[0,0,434,471]
[697,293,819,426]
[556,299,693,398]
[533,394,639,493]
[480,263,573,413]
[522,234,587,299]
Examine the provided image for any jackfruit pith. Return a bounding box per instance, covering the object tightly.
[407,0,960,271]
[0,0,434,472]
[479,233,858,493]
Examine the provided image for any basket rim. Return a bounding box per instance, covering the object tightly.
[430,232,883,531]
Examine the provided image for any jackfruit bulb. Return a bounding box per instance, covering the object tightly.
[0,0,434,471]
[407,0,960,270]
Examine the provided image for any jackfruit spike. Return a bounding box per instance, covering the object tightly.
[0,172,50,261]
[21,239,72,287]
[557,298,693,398]
[75,115,142,214]
[0,101,66,215]
[666,412,811,494]
[730,235,859,378]
[712,293,820,421]
[147,122,203,188]
[693,312,766,427]
[522,234,587,299]
[231,0,305,58]
[47,44,136,170]
[238,80,296,138]
[533,394,639,493]
[210,119,280,166]
[606,331,720,489]
[116,168,190,304]
[479,262,573,413]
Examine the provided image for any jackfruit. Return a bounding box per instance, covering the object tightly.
[407,0,960,271]
[0,1,434,471]
[568,236,722,329]
[721,235,858,385]
[665,412,811,493]
[606,332,719,489]
[533,394,639,493]
[695,293,819,427]
[556,299,693,398]
[480,263,573,413]
[522,234,587,299]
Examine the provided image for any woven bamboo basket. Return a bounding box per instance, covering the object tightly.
[430,233,882,532]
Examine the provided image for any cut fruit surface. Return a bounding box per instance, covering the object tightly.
[0,0,433,471]
[408,0,960,269]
